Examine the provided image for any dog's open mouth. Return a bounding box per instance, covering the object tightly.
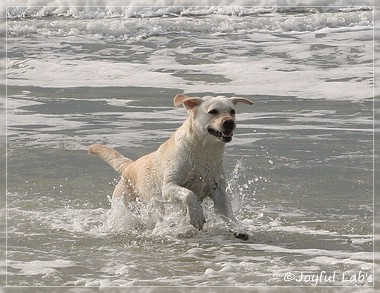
[208,128,233,143]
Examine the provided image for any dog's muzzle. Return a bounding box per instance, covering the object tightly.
[208,128,233,142]
[208,119,236,143]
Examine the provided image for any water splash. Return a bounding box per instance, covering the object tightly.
[98,159,267,238]
[226,159,267,218]
[99,197,195,238]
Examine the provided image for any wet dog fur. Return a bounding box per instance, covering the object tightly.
[89,94,254,240]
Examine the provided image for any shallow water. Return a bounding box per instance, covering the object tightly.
[5,6,374,287]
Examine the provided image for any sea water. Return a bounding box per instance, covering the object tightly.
[5,4,374,287]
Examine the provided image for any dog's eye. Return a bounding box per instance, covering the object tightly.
[208,109,219,115]
[230,109,236,115]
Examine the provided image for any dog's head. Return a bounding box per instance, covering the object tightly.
[174,94,254,143]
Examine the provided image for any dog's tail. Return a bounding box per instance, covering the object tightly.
[89,144,134,175]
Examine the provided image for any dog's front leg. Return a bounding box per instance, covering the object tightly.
[211,184,249,241]
[162,183,206,231]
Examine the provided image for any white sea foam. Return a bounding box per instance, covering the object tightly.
[6,26,373,101]
[6,7,373,37]
[5,2,373,20]
[8,259,76,275]
[6,2,373,102]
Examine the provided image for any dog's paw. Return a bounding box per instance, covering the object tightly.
[190,217,206,231]
[233,232,249,241]
[188,204,206,231]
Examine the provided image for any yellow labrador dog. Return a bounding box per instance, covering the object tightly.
[89,94,253,240]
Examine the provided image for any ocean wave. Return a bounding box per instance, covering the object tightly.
[6,5,373,20]
[6,7,373,39]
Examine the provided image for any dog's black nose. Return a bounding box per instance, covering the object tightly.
[223,119,235,131]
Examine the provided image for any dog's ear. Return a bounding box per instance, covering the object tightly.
[174,94,203,111]
[229,97,254,105]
